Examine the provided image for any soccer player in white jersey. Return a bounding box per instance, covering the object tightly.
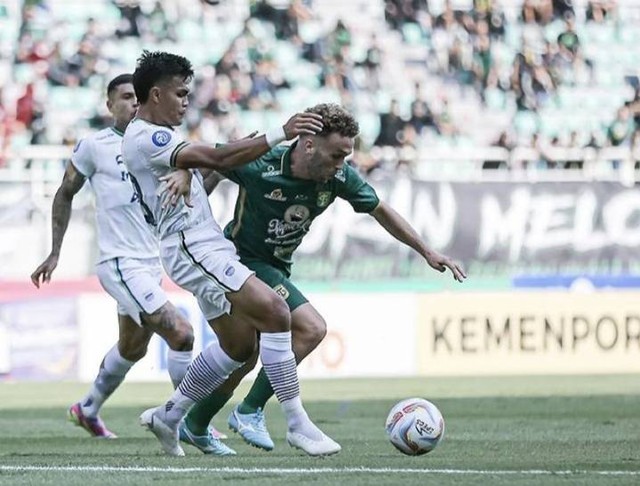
[30,74,200,444]
[123,51,340,457]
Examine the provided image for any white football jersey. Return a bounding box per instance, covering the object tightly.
[122,118,225,240]
[71,127,157,263]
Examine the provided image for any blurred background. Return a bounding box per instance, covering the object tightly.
[0,0,638,383]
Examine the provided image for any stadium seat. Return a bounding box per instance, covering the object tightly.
[402,23,424,45]
[513,111,540,138]
[176,20,204,43]
[356,112,381,146]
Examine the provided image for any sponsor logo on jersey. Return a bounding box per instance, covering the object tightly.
[224,265,235,277]
[335,168,346,182]
[261,165,282,178]
[265,189,287,201]
[316,191,332,207]
[152,130,172,147]
[273,284,290,300]
[144,292,155,302]
[294,194,309,201]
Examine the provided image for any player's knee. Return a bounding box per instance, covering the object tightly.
[171,326,194,351]
[222,331,256,362]
[167,317,194,351]
[309,316,327,347]
[260,293,291,332]
[119,342,148,362]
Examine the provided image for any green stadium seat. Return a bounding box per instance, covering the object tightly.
[176,20,203,42]
[48,86,98,113]
[375,91,393,113]
[284,62,321,90]
[484,88,506,111]
[544,19,566,44]
[12,63,35,84]
[356,112,380,146]
[513,111,540,137]
[504,25,522,50]
[237,110,267,133]
[274,42,299,68]
[298,21,322,44]
[584,23,615,45]
[402,23,424,45]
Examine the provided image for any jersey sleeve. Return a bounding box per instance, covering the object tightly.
[337,164,380,213]
[137,127,189,169]
[70,137,95,177]
[224,164,251,185]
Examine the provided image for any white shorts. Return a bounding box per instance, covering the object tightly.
[161,221,253,321]
[95,256,168,325]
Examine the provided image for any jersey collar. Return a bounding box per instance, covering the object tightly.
[279,142,297,176]
[110,126,125,137]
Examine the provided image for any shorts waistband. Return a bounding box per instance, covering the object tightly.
[162,218,216,245]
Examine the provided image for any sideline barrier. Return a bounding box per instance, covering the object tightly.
[1,286,638,381]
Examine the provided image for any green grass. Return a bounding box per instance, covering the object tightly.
[0,376,639,485]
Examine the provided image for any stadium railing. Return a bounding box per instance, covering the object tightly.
[1,144,639,185]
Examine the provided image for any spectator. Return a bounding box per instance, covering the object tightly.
[114,0,143,38]
[557,16,580,61]
[484,129,514,169]
[408,98,435,135]
[607,106,634,147]
[374,99,405,147]
[586,0,616,23]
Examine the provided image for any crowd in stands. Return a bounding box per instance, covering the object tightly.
[0,0,639,175]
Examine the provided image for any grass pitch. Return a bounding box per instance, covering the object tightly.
[0,375,639,485]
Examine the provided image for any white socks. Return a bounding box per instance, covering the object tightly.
[81,344,134,418]
[161,341,242,428]
[260,332,322,438]
[167,349,192,388]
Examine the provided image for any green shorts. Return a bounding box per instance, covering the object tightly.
[243,259,308,312]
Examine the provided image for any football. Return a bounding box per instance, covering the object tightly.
[385,398,445,456]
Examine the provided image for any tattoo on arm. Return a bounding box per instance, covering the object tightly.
[50,164,85,255]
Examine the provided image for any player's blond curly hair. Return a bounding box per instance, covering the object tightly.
[305,103,359,138]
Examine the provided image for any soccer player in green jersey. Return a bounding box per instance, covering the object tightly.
[179,103,466,452]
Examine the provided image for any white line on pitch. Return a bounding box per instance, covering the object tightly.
[0,466,639,476]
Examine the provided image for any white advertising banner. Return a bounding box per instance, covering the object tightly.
[76,292,418,382]
[3,288,638,382]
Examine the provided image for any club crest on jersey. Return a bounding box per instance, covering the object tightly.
[265,189,287,201]
[273,284,290,299]
[316,191,332,207]
[152,130,172,147]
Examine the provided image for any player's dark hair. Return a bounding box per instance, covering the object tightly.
[106,73,133,98]
[133,50,194,103]
[305,103,359,138]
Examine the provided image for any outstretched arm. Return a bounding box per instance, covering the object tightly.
[30,162,86,287]
[370,201,467,282]
[160,130,259,200]
[173,112,323,171]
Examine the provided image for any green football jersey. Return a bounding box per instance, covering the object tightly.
[224,143,380,275]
